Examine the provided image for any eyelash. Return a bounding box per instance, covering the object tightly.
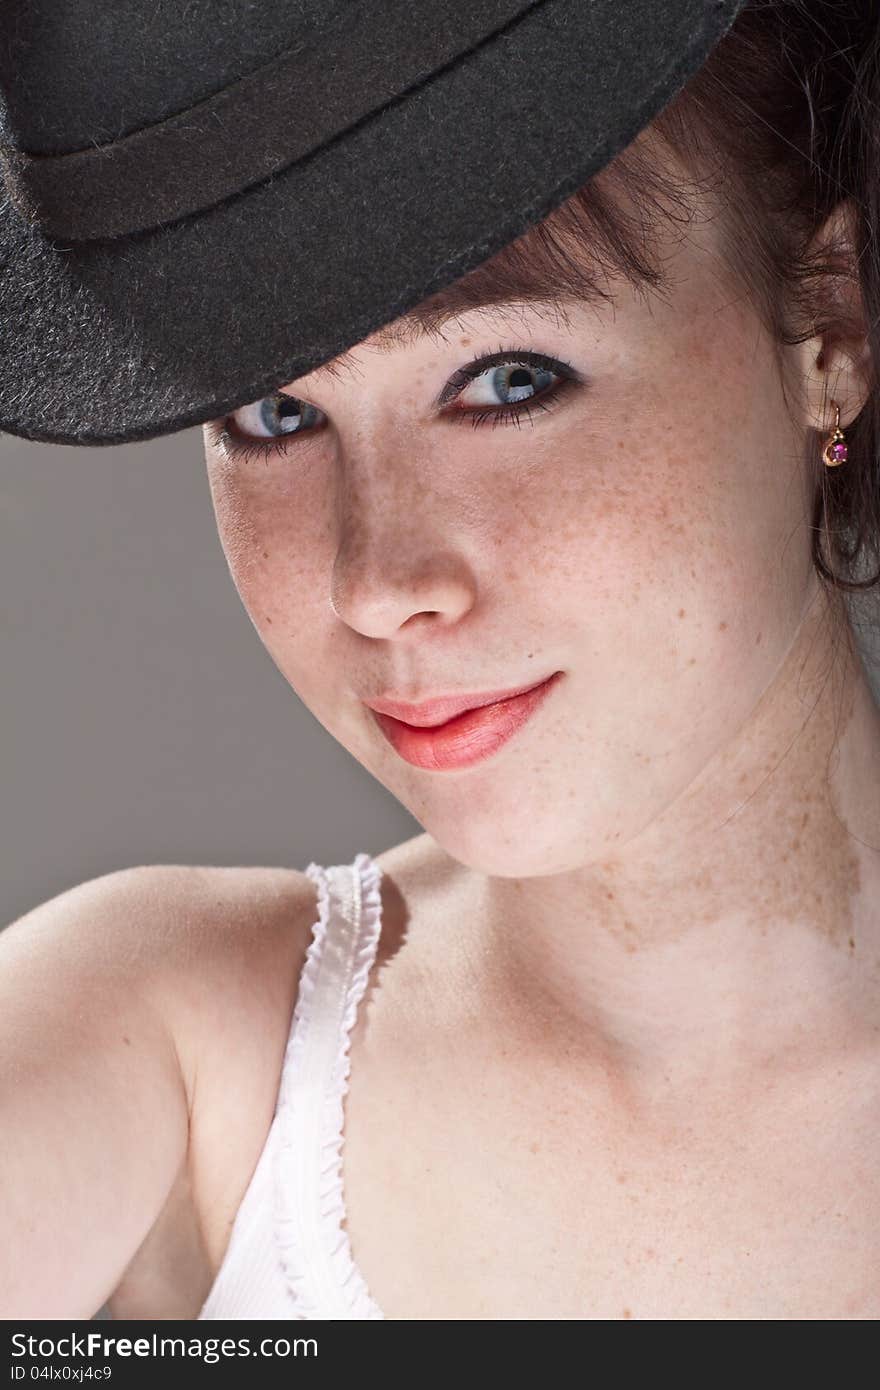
[208,344,582,466]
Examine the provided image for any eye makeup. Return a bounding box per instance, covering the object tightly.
[207,343,585,466]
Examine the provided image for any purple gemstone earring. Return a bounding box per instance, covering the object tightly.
[821,400,848,467]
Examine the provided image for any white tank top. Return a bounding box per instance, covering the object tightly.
[197,852,386,1319]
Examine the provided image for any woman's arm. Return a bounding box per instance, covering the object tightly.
[0,868,191,1319]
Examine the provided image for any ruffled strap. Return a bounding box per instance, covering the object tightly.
[272,851,386,1319]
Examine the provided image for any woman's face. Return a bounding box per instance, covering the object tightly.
[201,197,827,879]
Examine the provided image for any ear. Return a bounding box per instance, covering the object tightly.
[793,197,874,435]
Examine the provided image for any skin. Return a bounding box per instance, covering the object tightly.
[201,167,880,1132]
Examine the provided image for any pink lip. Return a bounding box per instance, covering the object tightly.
[366,675,558,728]
[368,671,563,771]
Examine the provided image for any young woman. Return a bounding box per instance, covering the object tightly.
[2,1,879,1319]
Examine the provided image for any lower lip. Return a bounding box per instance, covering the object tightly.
[369,672,562,771]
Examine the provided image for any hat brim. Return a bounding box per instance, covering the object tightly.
[0,0,747,447]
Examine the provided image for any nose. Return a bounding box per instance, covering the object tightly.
[328,472,476,640]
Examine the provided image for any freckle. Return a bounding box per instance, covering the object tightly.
[644,1247,656,1259]
[678,608,686,618]
[849,936,855,951]
[756,630,763,644]
[262,551,269,559]
[459,336,471,347]
[622,1307,632,1318]
[530,1140,540,1154]
[266,616,273,625]
[122,1036,131,1046]
[616,1172,628,1183]
[719,620,727,631]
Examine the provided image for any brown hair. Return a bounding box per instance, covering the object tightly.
[393,1,880,610]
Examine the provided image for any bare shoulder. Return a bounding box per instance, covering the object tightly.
[0,860,318,1320]
[127,861,322,1234]
[124,861,320,1075]
[103,837,452,1317]
[95,860,321,1317]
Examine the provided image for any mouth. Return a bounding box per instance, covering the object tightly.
[364,674,559,729]
[367,671,563,771]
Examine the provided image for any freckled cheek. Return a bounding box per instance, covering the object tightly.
[208,475,325,629]
[494,437,667,574]
[509,432,750,651]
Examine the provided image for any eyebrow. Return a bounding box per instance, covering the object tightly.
[304,295,577,387]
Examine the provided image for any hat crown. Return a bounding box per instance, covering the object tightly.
[0,0,541,242]
[0,0,337,155]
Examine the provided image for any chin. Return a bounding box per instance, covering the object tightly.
[416,804,600,880]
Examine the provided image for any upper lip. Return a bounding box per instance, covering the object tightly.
[364,674,557,728]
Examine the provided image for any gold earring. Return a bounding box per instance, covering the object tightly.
[821,400,848,467]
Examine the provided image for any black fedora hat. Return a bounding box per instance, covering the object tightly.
[0,0,748,449]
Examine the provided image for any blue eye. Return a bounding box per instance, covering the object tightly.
[224,391,323,447]
[210,344,583,465]
[451,360,559,413]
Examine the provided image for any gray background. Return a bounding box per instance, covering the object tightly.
[2,427,420,931]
